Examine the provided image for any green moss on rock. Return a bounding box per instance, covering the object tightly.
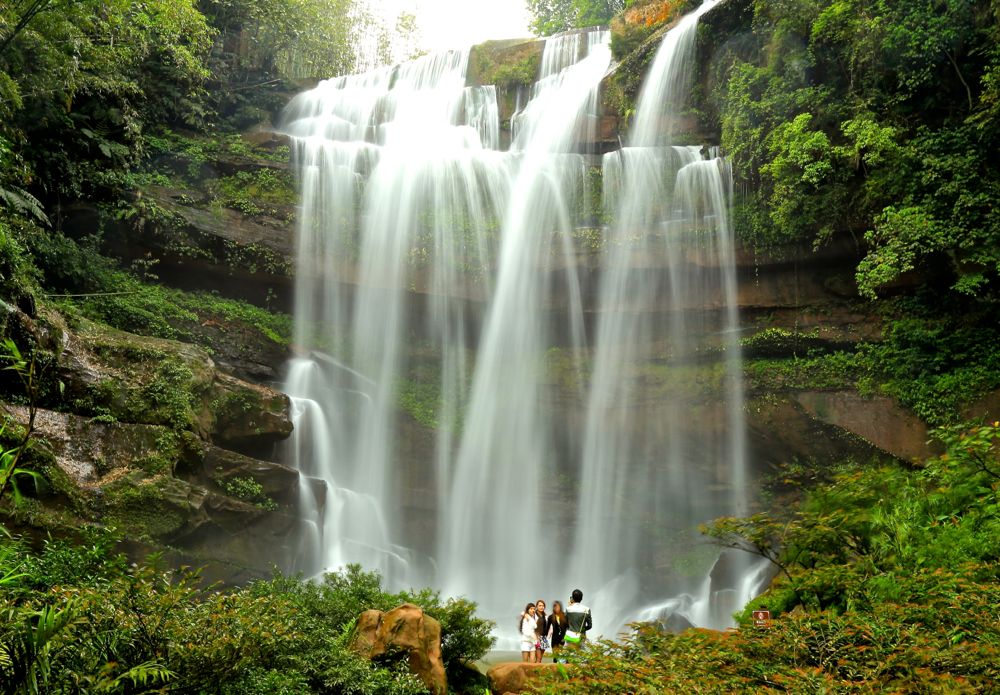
[102,472,193,539]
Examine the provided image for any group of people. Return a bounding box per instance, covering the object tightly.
[518,589,593,663]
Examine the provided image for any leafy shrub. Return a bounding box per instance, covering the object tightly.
[857,299,1000,425]
[251,564,496,692]
[223,475,278,510]
[0,536,497,694]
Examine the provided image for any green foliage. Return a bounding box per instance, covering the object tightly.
[397,378,442,429]
[210,168,297,217]
[251,564,496,691]
[744,351,859,392]
[0,0,215,201]
[486,52,542,91]
[24,226,290,349]
[0,337,58,507]
[223,475,278,511]
[740,327,834,359]
[0,0,413,275]
[542,424,1000,692]
[0,535,494,694]
[719,0,1000,298]
[857,297,1000,425]
[527,0,625,35]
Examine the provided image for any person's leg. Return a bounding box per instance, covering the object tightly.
[522,650,531,662]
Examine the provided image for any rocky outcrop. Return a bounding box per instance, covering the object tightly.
[746,396,887,471]
[208,373,293,453]
[1,406,270,537]
[1,304,296,579]
[794,391,934,462]
[47,314,292,448]
[486,662,563,694]
[202,446,298,499]
[351,603,447,695]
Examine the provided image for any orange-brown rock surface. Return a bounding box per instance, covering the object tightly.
[351,603,447,695]
[486,662,564,694]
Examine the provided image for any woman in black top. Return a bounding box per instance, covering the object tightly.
[548,600,568,663]
[533,599,548,662]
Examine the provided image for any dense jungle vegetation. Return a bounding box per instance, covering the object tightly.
[708,0,1000,428]
[2,0,1000,692]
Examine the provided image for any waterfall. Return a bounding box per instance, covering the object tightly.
[279,0,766,644]
[570,0,766,633]
[280,48,509,584]
[438,30,610,623]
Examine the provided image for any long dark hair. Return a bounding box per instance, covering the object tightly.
[519,602,535,631]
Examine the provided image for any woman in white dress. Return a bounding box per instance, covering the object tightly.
[519,602,538,662]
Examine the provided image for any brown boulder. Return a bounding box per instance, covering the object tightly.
[486,662,563,694]
[351,603,447,695]
[207,373,293,451]
[203,445,298,499]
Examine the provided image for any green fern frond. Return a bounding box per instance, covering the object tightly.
[0,185,49,226]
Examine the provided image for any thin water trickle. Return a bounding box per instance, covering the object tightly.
[278,0,763,644]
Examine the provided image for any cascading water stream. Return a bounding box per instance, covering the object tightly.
[278,0,769,645]
[280,48,509,585]
[438,30,610,625]
[572,0,770,632]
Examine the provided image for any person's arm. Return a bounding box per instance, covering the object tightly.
[583,610,592,632]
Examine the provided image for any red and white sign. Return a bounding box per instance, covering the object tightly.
[752,610,771,627]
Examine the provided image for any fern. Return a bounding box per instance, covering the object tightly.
[0,185,48,226]
[0,601,82,695]
[85,660,175,692]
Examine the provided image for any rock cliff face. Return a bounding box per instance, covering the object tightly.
[2,303,296,581]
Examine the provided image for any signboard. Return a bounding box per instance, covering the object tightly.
[752,610,771,628]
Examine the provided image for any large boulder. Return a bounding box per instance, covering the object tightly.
[207,373,293,452]
[486,662,564,694]
[202,445,298,499]
[350,603,447,695]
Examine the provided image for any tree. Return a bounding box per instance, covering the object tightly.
[527,0,623,36]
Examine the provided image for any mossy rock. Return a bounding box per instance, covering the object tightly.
[467,38,544,134]
[101,472,198,538]
[206,373,293,451]
[57,316,292,447]
[62,319,215,433]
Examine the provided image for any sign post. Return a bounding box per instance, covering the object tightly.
[751,609,771,628]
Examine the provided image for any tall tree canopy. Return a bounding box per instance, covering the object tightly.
[526,0,625,36]
[718,0,1000,299]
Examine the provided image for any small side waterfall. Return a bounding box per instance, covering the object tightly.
[278,0,768,643]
